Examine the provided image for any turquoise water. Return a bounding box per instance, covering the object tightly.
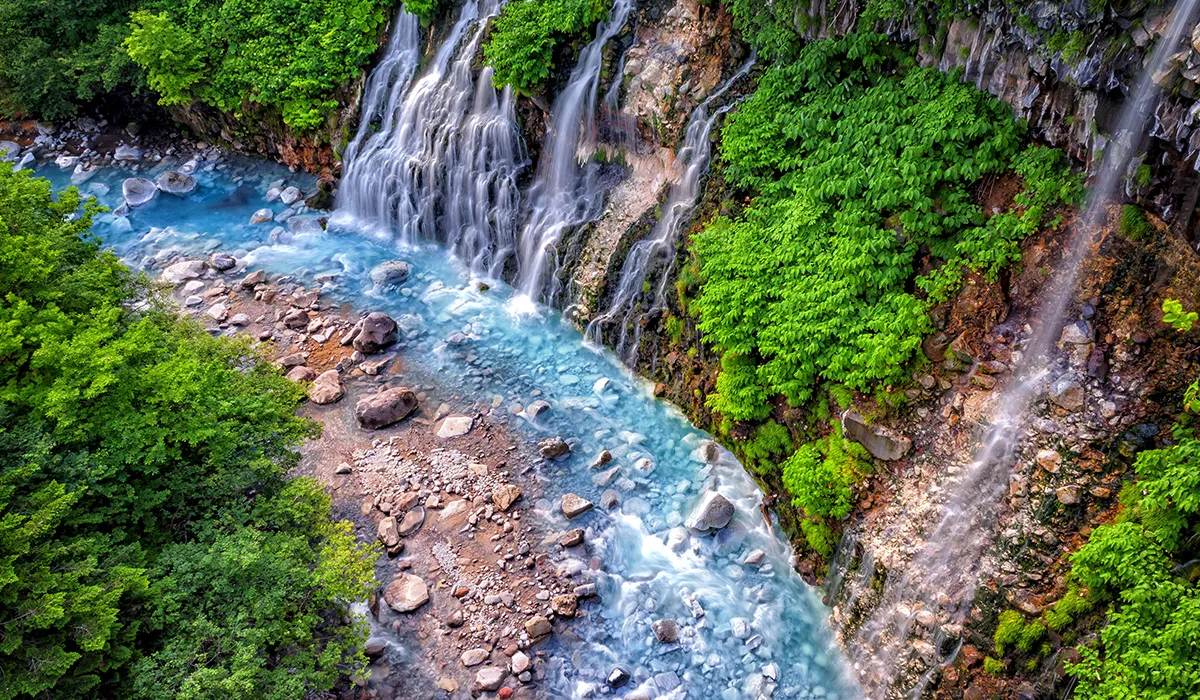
[41,157,857,698]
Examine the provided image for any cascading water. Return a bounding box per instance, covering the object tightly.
[335,0,527,280]
[513,0,637,306]
[585,57,755,364]
[845,1,1200,696]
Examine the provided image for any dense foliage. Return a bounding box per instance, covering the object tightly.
[0,164,376,698]
[0,0,143,120]
[1,0,391,130]
[692,32,1081,423]
[482,0,611,93]
[1064,385,1200,699]
[781,423,871,555]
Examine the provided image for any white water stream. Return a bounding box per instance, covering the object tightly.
[845,1,1200,696]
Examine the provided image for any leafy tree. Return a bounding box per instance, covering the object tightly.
[0,164,376,697]
[483,0,611,93]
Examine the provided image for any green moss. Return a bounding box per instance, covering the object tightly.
[984,656,1006,675]
[1119,205,1155,241]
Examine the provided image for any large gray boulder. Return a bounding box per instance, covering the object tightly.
[842,411,911,461]
[686,492,735,533]
[162,260,207,283]
[352,312,398,354]
[122,177,158,207]
[155,170,197,195]
[370,260,411,287]
[355,387,418,429]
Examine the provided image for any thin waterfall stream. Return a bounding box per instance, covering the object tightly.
[844,1,1200,696]
[585,56,755,365]
[513,0,638,306]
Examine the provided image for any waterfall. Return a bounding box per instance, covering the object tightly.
[845,1,1200,696]
[513,0,637,305]
[585,57,756,364]
[335,0,527,280]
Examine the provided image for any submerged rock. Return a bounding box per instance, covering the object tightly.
[355,387,418,429]
[155,170,197,195]
[539,436,570,459]
[370,260,411,287]
[561,493,594,519]
[250,208,273,224]
[652,619,679,643]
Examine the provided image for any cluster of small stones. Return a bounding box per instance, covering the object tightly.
[352,440,605,697]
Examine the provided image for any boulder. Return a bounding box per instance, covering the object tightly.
[561,494,594,519]
[589,450,612,469]
[437,415,473,438]
[113,144,142,161]
[461,649,488,667]
[209,253,236,271]
[308,370,344,405]
[652,619,679,643]
[250,208,274,224]
[1056,485,1081,505]
[370,260,411,287]
[524,616,552,639]
[377,517,399,547]
[842,411,911,461]
[1049,375,1085,412]
[1059,320,1093,345]
[558,529,585,547]
[279,186,302,205]
[492,484,522,512]
[355,387,418,429]
[353,312,398,354]
[686,492,735,533]
[525,399,551,419]
[383,574,429,613]
[205,302,228,322]
[238,269,266,287]
[285,366,317,383]
[162,260,207,283]
[551,594,579,618]
[607,667,631,688]
[511,651,531,675]
[122,177,158,207]
[474,667,506,692]
[398,506,425,536]
[539,436,570,459]
[155,170,197,195]
[0,140,19,162]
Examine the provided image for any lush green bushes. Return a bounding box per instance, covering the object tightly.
[1,0,392,130]
[482,0,611,93]
[1065,387,1200,698]
[692,32,1080,423]
[0,164,376,697]
[780,423,871,554]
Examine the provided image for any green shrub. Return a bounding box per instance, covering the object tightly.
[692,33,1079,422]
[482,0,611,93]
[781,423,870,521]
[1119,204,1155,241]
[740,420,793,477]
[800,517,837,557]
[724,0,803,60]
[664,314,684,343]
[983,656,1006,675]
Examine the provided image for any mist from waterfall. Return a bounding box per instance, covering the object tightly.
[513,0,637,305]
[585,57,755,364]
[335,0,527,279]
[845,1,1200,696]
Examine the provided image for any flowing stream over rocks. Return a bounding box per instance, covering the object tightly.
[585,56,755,365]
[842,0,1200,696]
[38,105,856,700]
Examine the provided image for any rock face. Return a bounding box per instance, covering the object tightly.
[842,411,912,461]
[353,312,398,354]
[122,177,158,207]
[686,492,734,533]
[308,370,344,405]
[370,260,411,286]
[355,387,418,429]
[155,170,197,195]
[383,574,429,612]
